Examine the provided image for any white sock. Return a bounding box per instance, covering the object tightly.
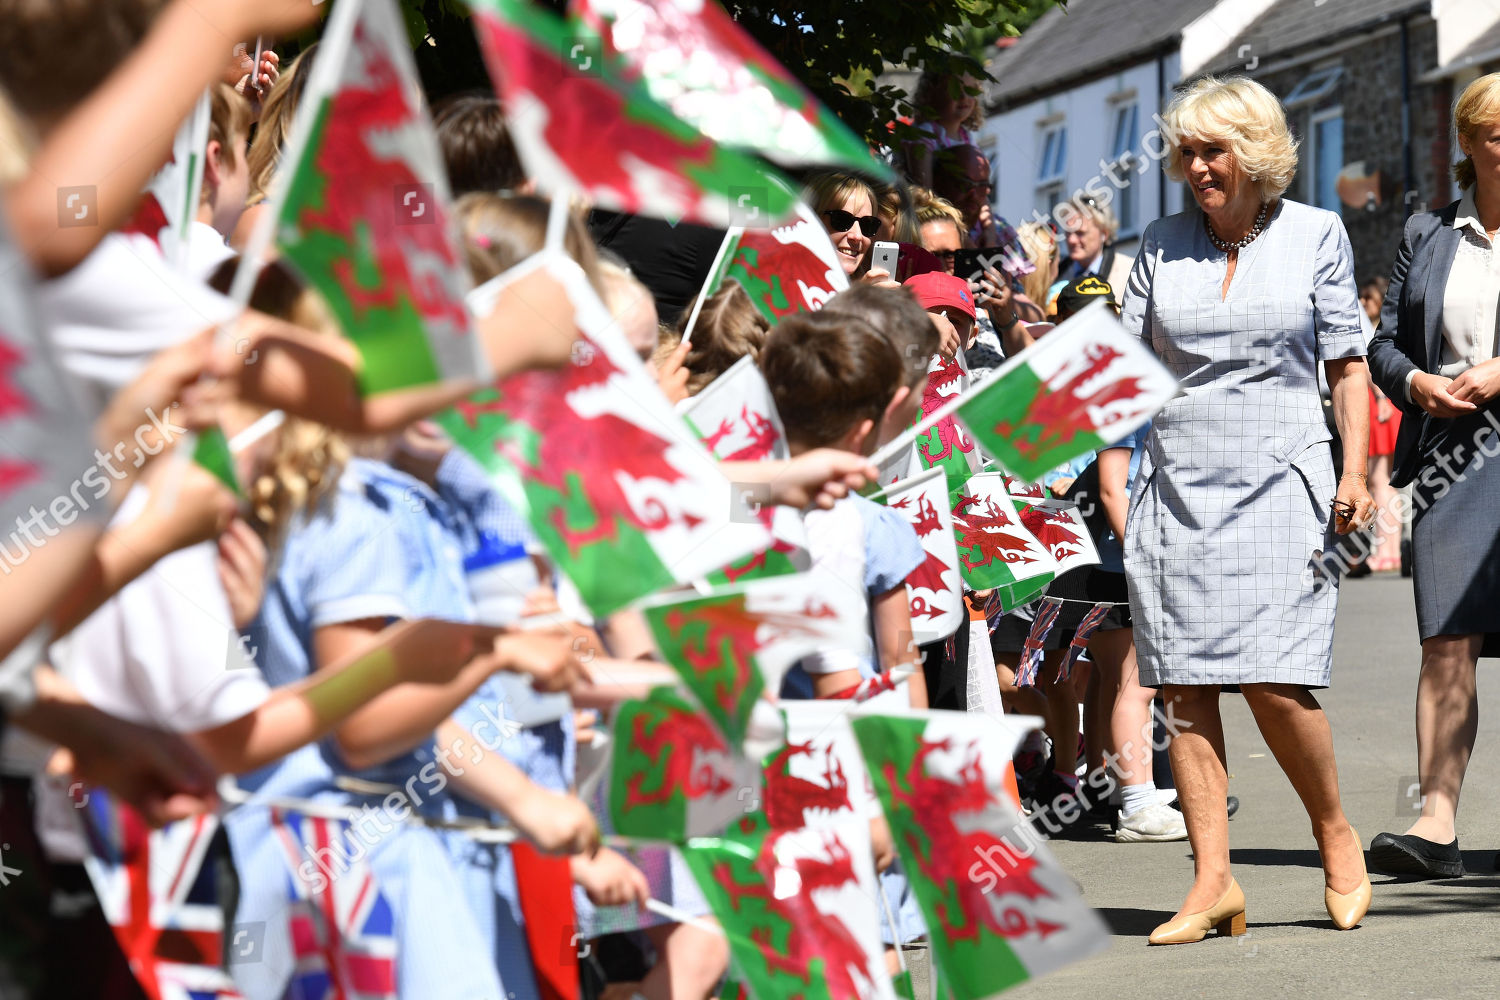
[1120,782,1158,816]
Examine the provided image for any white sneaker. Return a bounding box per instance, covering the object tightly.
[1115,802,1189,842]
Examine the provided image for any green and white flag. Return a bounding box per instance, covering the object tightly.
[570,0,892,179]
[437,252,770,617]
[681,813,897,1000]
[683,355,809,583]
[244,0,487,396]
[876,467,963,646]
[951,302,1175,482]
[701,201,849,324]
[126,89,210,270]
[761,700,875,831]
[471,0,798,228]
[607,686,760,841]
[851,709,1110,999]
[915,351,982,489]
[949,472,1055,594]
[639,572,866,748]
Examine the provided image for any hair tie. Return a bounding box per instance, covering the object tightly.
[473,233,493,249]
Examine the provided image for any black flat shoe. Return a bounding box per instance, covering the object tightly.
[1368,831,1466,877]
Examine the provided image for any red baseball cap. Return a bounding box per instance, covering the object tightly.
[904,271,976,320]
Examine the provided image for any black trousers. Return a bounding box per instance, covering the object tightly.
[920,624,969,710]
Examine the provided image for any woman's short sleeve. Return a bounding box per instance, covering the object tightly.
[1313,213,1367,361]
[1120,221,1158,347]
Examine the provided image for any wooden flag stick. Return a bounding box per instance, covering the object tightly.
[645,897,725,936]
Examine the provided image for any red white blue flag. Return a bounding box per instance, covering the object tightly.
[75,790,244,1000]
[270,809,398,1000]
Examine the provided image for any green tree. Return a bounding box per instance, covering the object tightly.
[389,0,1063,146]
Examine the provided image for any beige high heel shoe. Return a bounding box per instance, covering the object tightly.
[1148,878,1246,945]
[1325,826,1372,930]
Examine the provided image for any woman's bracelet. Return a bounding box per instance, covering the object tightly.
[994,310,1017,328]
[1340,472,1368,481]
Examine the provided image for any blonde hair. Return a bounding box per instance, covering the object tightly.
[453,192,602,292]
[802,171,878,220]
[246,44,318,206]
[1016,221,1058,307]
[911,187,965,241]
[239,263,349,546]
[1453,73,1500,190]
[670,279,770,396]
[1162,75,1298,203]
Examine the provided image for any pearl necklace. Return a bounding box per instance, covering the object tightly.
[1204,203,1269,252]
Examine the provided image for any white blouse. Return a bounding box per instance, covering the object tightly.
[1404,190,1500,399]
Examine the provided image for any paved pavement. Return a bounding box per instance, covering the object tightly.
[910,574,1500,1000]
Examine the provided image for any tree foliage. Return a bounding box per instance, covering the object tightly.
[386,0,1062,146]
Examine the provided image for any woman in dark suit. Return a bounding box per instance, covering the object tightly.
[1367,72,1500,877]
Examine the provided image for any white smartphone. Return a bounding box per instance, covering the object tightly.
[872,241,899,277]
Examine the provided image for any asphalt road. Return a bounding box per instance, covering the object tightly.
[910,573,1500,1000]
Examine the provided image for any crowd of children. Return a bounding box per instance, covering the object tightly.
[0,3,1169,999]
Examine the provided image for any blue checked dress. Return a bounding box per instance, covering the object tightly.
[1121,200,1366,688]
[227,458,507,1000]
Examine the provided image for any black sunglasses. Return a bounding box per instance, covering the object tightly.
[820,209,883,238]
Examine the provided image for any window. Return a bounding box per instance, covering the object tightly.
[1036,121,1067,216]
[1109,102,1139,234]
[1308,107,1344,212]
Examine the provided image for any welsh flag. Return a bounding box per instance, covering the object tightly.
[123,90,210,270]
[570,0,891,179]
[470,0,798,228]
[436,252,769,617]
[876,467,963,646]
[949,472,1056,594]
[680,814,897,1000]
[249,0,486,396]
[915,350,982,489]
[702,202,849,324]
[683,355,809,583]
[952,302,1175,482]
[1017,500,1098,578]
[762,700,876,831]
[639,572,866,747]
[992,500,1099,613]
[607,686,761,840]
[851,709,1110,999]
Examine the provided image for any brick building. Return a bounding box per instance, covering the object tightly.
[1198,0,1500,284]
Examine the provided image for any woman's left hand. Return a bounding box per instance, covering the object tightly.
[858,267,901,289]
[1445,357,1500,406]
[1332,475,1375,535]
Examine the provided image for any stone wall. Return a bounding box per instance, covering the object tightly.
[1250,19,1448,286]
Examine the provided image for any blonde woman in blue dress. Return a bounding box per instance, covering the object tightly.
[1121,76,1376,944]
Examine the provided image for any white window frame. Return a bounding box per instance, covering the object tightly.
[1108,101,1140,239]
[1036,120,1068,212]
[1307,105,1344,213]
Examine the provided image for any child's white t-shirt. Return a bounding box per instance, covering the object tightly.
[38,230,238,410]
[183,220,236,284]
[1,485,269,859]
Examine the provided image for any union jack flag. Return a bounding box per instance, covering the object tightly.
[1014,598,1063,688]
[74,789,244,1000]
[270,808,398,1000]
[1056,602,1113,684]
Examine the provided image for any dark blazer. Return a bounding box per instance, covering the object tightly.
[1368,201,1463,488]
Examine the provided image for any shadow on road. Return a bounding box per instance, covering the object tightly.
[1093,906,1172,936]
[1227,847,1323,869]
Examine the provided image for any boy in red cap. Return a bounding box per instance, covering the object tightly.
[903,270,977,355]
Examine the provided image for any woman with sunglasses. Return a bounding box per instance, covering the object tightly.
[803,171,896,285]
